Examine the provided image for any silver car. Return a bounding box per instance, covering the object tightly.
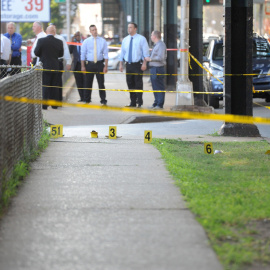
[108,50,121,70]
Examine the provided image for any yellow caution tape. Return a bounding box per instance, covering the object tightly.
[35,68,268,79]
[188,52,223,84]
[1,95,270,125]
[42,84,223,95]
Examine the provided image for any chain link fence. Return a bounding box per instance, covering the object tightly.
[0,65,43,196]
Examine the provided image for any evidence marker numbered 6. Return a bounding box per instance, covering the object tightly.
[144,130,152,144]
[204,142,213,155]
[109,126,117,139]
[50,125,63,138]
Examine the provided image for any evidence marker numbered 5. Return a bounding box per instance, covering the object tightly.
[50,125,63,138]
[144,130,152,144]
[204,142,213,155]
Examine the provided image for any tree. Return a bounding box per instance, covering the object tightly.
[19,0,66,40]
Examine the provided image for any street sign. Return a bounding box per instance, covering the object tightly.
[55,0,66,3]
[1,0,50,22]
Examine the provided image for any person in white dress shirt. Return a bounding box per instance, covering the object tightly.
[1,34,11,79]
[27,21,47,65]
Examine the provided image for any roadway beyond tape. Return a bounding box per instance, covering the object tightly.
[1,95,270,126]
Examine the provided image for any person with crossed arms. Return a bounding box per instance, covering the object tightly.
[81,25,108,105]
[119,22,149,108]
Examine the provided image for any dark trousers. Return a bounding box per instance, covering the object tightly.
[126,62,143,106]
[150,66,165,108]
[10,56,22,75]
[74,62,84,101]
[84,61,107,104]
[0,59,7,79]
[56,60,64,101]
[42,71,59,109]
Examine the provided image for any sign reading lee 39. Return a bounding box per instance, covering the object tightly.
[1,0,50,22]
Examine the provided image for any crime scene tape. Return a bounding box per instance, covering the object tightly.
[1,95,270,126]
[41,84,223,95]
[253,101,270,110]
[35,68,270,81]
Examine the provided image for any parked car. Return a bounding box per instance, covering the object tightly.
[203,34,219,56]
[203,34,270,108]
[21,45,27,66]
[108,50,121,70]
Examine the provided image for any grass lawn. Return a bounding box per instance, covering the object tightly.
[153,139,270,270]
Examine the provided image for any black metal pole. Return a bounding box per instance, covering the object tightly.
[189,0,203,106]
[220,0,260,136]
[165,0,178,90]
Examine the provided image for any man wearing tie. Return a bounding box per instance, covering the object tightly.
[81,25,108,105]
[69,31,84,102]
[119,22,150,108]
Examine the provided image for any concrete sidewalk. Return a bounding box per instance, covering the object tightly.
[0,136,223,270]
[1,70,268,270]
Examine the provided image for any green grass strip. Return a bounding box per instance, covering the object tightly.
[0,121,50,215]
[153,139,270,270]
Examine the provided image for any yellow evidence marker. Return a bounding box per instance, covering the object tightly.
[204,142,213,155]
[50,125,63,138]
[109,126,117,139]
[144,130,152,143]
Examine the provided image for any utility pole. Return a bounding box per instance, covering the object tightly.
[154,0,161,31]
[66,0,71,42]
[176,0,194,105]
[220,0,260,136]
[189,0,203,106]
[165,0,178,91]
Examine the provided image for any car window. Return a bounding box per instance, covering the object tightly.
[203,42,209,56]
[213,43,223,60]
[253,39,270,57]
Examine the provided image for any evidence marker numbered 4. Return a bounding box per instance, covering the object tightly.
[144,130,152,144]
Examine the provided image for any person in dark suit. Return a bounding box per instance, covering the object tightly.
[34,25,64,110]
[69,31,84,102]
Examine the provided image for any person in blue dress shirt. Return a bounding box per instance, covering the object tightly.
[119,22,150,108]
[4,22,22,75]
[81,25,108,105]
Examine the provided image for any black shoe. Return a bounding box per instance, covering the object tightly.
[52,106,58,109]
[125,104,136,107]
[77,99,84,102]
[137,104,142,108]
[42,106,48,110]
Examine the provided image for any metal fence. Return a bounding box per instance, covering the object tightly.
[0,65,43,195]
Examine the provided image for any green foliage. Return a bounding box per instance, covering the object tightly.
[19,0,66,40]
[153,139,270,270]
[0,121,50,215]
[50,0,65,31]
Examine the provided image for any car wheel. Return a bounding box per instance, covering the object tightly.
[265,94,270,103]
[209,95,219,109]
